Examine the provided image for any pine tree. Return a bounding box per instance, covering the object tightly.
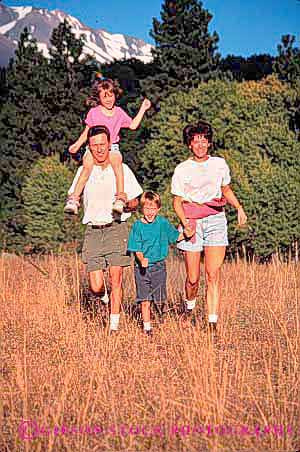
[146,0,220,96]
[273,35,300,83]
[22,156,83,253]
[0,22,96,251]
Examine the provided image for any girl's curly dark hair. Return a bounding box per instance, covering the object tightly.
[86,75,123,108]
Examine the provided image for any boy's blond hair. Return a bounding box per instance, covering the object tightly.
[140,191,161,209]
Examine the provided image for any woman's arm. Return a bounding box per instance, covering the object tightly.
[173,195,189,227]
[222,185,247,226]
[129,99,151,130]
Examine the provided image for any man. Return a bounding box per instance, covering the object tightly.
[69,125,143,333]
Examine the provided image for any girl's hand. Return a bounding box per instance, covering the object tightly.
[69,143,79,154]
[237,206,247,226]
[141,98,152,111]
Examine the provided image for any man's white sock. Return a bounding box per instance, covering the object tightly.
[110,314,120,331]
[186,298,196,310]
[143,321,151,331]
[208,314,218,323]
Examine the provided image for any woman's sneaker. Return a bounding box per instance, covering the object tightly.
[64,196,80,215]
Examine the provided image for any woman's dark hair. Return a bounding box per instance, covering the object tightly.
[86,75,123,108]
[183,120,213,146]
[87,125,110,142]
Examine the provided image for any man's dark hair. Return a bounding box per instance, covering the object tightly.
[183,120,213,146]
[87,125,110,142]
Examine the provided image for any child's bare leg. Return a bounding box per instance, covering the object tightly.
[64,149,94,214]
[110,151,127,213]
[72,149,94,198]
[141,301,152,335]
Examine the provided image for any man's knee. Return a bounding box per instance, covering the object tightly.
[110,267,122,290]
[88,271,104,294]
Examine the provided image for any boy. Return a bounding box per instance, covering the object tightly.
[127,191,194,336]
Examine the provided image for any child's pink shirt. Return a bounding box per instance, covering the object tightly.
[85,106,132,144]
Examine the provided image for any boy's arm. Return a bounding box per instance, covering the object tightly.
[69,126,89,154]
[129,98,151,130]
[135,252,148,268]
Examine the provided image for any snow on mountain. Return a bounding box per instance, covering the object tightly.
[0,3,153,67]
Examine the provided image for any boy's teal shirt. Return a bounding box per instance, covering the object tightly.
[128,215,180,264]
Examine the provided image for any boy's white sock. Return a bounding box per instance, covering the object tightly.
[143,322,151,332]
[186,298,196,310]
[208,314,218,323]
[110,314,120,331]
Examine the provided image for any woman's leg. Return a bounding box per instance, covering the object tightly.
[184,251,201,302]
[204,246,226,322]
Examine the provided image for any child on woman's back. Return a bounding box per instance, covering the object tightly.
[65,74,151,214]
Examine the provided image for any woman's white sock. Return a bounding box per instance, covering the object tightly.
[186,298,196,310]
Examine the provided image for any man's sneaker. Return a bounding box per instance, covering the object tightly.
[112,199,125,214]
[144,329,153,337]
[100,278,109,304]
[64,197,80,215]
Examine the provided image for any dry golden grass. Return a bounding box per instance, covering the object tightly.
[0,253,300,452]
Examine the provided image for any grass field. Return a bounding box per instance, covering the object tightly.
[1,253,300,452]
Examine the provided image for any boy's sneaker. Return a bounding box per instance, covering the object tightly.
[112,199,125,214]
[64,196,80,215]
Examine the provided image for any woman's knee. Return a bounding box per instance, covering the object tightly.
[187,274,200,287]
[206,269,219,284]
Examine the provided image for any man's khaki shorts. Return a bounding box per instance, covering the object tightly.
[82,221,131,272]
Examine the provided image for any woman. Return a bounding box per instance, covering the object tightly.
[171,120,247,333]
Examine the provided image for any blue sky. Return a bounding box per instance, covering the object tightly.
[5,0,300,57]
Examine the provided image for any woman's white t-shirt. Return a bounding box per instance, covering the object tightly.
[171,156,231,204]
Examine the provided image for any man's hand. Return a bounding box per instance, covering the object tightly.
[124,198,139,213]
[141,98,152,111]
[141,258,149,268]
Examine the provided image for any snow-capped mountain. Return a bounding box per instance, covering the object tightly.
[0,3,153,67]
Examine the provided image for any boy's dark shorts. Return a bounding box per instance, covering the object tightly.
[134,260,167,303]
[82,221,131,272]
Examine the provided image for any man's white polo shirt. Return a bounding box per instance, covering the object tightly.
[69,163,143,225]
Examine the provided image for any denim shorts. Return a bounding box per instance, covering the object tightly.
[110,143,120,155]
[134,261,167,303]
[177,212,228,252]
